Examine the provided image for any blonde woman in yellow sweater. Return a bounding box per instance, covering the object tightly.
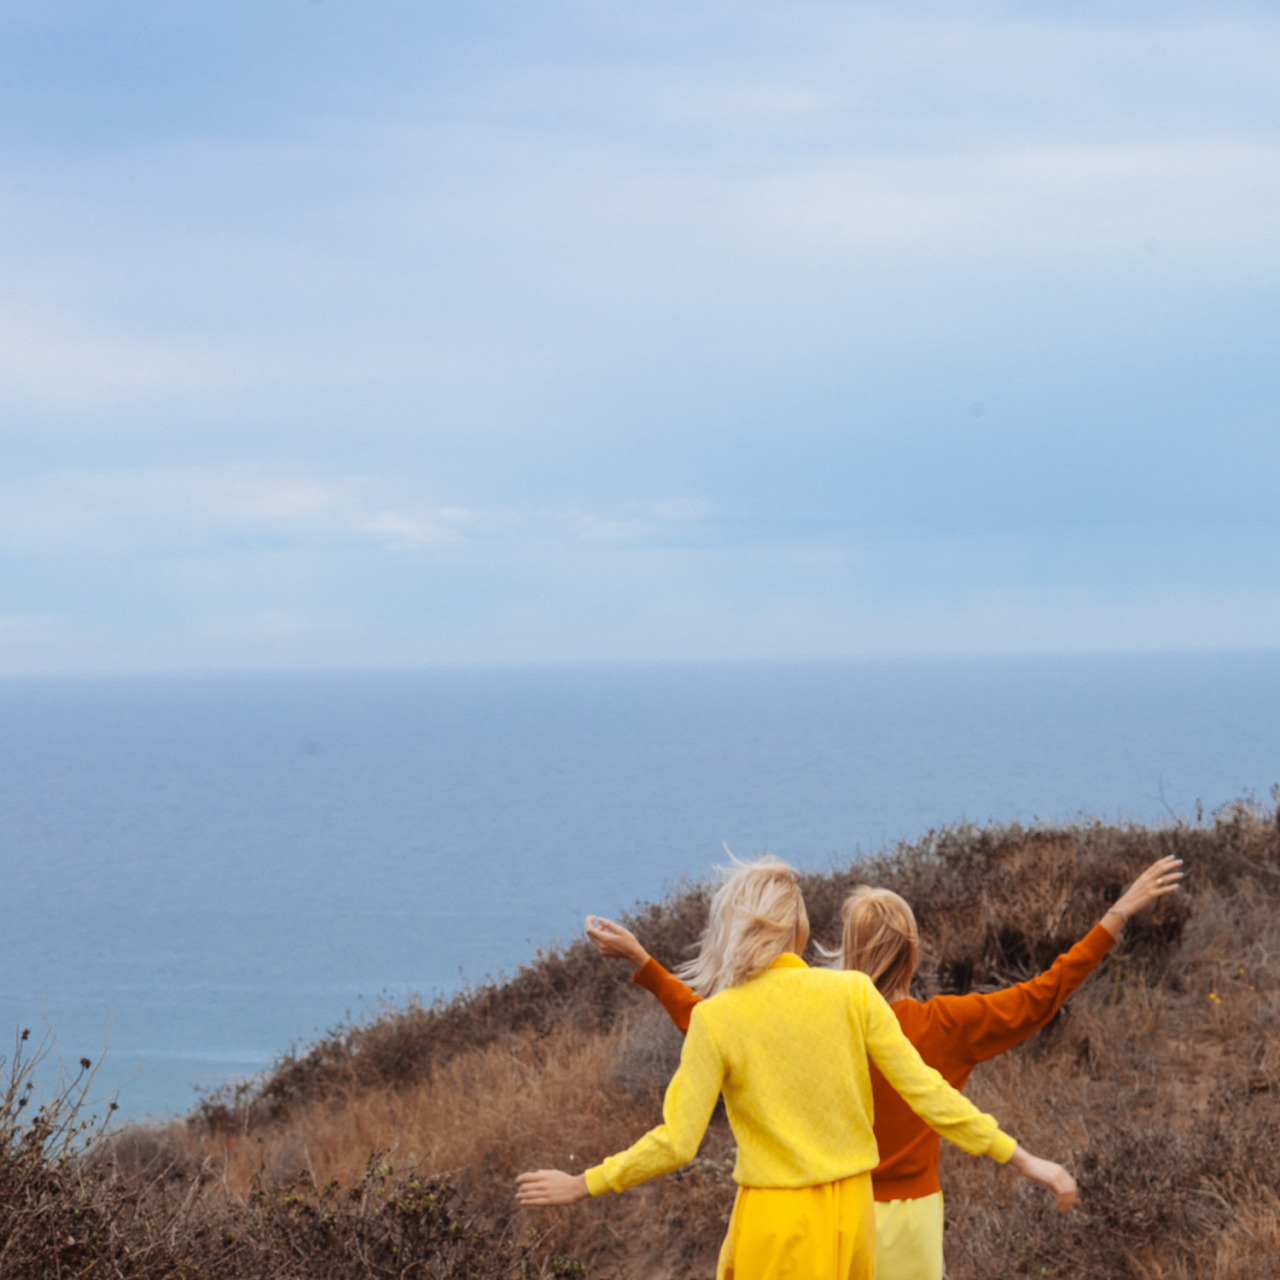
[517,857,1076,1280]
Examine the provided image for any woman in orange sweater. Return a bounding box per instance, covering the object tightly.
[520,857,1077,1280]
[587,853,1180,1280]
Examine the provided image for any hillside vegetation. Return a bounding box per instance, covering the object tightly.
[4,800,1279,1278]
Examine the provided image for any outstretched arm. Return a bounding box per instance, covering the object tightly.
[862,977,1018,1163]
[862,982,1078,1210]
[585,916,702,1035]
[943,855,1185,1064]
[517,1004,724,1205]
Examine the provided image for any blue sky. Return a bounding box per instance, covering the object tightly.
[1,0,1278,670]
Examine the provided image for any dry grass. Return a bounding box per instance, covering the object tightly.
[5,800,1280,1277]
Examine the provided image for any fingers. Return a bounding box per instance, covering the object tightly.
[515,1171,560,1205]
[515,1170,587,1206]
[1009,1148,1078,1212]
[1053,1169,1079,1211]
[585,916,623,957]
[1114,856,1185,917]
[1138,859,1183,899]
[1145,855,1184,884]
[585,917,648,969]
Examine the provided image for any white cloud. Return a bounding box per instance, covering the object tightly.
[730,139,1280,270]
[0,4,1277,670]
[0,467,410,552]
[0,466,712,556]
[558,498,712,542]
[362,509,471,550]
[0,303,253,412]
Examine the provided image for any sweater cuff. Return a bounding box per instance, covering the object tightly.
[1084,921,1117,956]
[584,1165,612,1196]
[987,1130,1017,1164]
[631,957,664,994]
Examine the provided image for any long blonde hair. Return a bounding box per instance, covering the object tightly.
[677,856,810,997]
[840,886,918,999]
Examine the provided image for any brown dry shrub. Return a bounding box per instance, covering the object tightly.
[6,802,1280,1278]
[0,1049,562,1280]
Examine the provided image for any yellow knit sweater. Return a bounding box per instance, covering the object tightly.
[585,954,1016,1195]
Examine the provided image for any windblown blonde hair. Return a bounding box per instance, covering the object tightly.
[677,856,810,997]
[840,886,918,999]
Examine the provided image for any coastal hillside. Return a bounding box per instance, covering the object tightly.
[4,801,1279,1278]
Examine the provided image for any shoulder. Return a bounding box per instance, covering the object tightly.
[805,966,873,990]
[890,996,930,1031]
[686,996,717,1038]
[799,965,876,1008]
[917,991,986,1035]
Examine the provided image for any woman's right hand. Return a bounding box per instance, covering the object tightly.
[1008,1144,1078,1211]
[585,916,651,972]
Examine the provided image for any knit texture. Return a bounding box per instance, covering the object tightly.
[870,922,1114,1200]
[586,955,1014,1195]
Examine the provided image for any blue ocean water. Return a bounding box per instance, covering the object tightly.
[1,653,1277,1122]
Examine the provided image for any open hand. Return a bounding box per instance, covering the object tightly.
[585,916,650,972]
[1112,855,1184,921]
[516,1170,590,1206]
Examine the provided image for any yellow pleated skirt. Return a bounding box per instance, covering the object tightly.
[716,1172,875,1280]
[873,1192,944,1280]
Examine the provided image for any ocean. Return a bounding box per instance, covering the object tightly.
[1,652,1277,1122]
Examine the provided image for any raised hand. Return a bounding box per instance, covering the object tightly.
[1109,855,1184,923]
[516,1169,590,1205]
[585,915,650,972]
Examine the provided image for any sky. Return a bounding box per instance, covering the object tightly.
[1,0,1278,671]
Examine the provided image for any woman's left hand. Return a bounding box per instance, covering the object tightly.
[516,1170,590,1205]
[1112,855,1184,919]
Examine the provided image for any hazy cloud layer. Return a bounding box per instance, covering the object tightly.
[1,2,1277,669]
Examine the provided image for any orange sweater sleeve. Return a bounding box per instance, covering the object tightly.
[631,957,701,1035]
[931,922,1116,1065]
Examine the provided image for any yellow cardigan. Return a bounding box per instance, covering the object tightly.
[586,954,1016,1195]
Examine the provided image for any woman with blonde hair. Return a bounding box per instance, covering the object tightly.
[520,857,1076,1280]
[588,854,1181,1280]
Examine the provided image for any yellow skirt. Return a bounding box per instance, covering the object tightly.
[716,1172,875,1280]
[873,1192,944,1280]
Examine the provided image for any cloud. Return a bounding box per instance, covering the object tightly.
[0,3,1277,669]
[0,467,713,557]
[0,303,253,412]
[362,509,471,551]
[0,467,422,553]
[555,498,712,542]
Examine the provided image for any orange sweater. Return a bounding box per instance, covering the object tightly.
[632,922,1114,1202]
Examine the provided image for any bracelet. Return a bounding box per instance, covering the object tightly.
[1106,906,1129,923]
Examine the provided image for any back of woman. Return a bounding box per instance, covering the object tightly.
[585,855,1176,1280]
[589,954,1012,1197]
[527,857,1076,1280]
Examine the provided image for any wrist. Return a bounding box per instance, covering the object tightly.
[1101,906,1128,939]
[1009,1146,1047,1180]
